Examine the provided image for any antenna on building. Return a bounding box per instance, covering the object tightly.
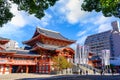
[111,21,119,32]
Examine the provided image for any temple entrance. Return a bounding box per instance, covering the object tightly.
[12,65,36,73]
[12,65,25,73]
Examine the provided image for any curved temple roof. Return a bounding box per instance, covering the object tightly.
[36,27,75,42]
[0,37,9,40]
[23,27,75,46]
[36,42,62,50]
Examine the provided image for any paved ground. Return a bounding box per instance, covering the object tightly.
[0,73,120,80]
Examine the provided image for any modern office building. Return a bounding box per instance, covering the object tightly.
[85,21,120,57]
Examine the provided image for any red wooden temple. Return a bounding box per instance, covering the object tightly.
[0,27,75,74]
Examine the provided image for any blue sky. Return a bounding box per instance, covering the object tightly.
[0,0,120,48]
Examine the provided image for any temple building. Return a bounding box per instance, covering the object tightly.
[0,27,75,74]
[23,27,75,73]
[0,37,40,74]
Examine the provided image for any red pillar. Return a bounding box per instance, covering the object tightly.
[3,65,6,74]
[9,65,12,74]
[33,65,36,73]
[26,65,29,73]
[48,56,51,74]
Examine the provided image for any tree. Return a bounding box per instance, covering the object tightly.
[0,0,58,27]
[52,55,72,71]
[81,0,120,18]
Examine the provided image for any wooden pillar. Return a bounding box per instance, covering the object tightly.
[48,56,51,74]
[0,65,1,73]
[3,65,6,74]
[33,65,36,73]
[26,65,29,73]
[9,65,12,74]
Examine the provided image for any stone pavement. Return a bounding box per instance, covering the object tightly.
[0,73,55,80]
[0,73,120,80]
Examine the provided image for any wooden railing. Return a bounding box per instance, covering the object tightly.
[13,60,36,65]
[0,58,37,65]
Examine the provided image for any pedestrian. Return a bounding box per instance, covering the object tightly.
[100,70,103,75]
[86,70,88,75]
[80,69,82,75]
[111,69,114,75]
[93,69,96,74]
[108,69,110,74]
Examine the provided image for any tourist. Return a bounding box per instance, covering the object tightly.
[86,70,88,75]
[100,70,103,75]
[80,69,82,75]
[93,69,96,74]
[111,69,114,75]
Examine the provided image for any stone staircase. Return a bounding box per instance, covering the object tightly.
[72,64,101,74]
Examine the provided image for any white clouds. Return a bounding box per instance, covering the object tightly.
[10,13,26,27]
[98,23,111,33]
[76,31,87,45]
[77,31,87,37]
[58,0,88,24]
[10,4,27,27]
[40,13,52,27]
[0,3,52,33]
[9,4,52,28]
[54,0,120,46]
[0,23,24,39]
[94,16,109,25]
[76,36,87,45]
[0,3,52,46]
[66,0,84,23]
[0,0,119,47]
[94,14,119,33]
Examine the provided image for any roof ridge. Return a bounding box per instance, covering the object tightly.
[36,26,59,33]
[0,37,9,40]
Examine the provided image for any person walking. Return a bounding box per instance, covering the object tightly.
[100,70,103,75]
[111,69,114,75]
[93,69,96,74]
[80,69,82,75]
[86,70,88,75]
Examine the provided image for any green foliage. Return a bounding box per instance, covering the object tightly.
[0,0,13,27]
[52,55,72,71]
[0,0,58,27]
[82,0,120,18]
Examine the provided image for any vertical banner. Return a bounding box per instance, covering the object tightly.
[74,44,89,65]
[102,50,110,66]
[74,44,80,65]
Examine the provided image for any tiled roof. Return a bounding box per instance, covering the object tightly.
[17,50,38,55]
[36,42,62,50]
[5,49,39,56]
[37,27,75,42]
[0,50,15,53]
[0,37,9,40]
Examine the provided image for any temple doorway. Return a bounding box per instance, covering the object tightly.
[12,65,25,73]
[12,65,36,73]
